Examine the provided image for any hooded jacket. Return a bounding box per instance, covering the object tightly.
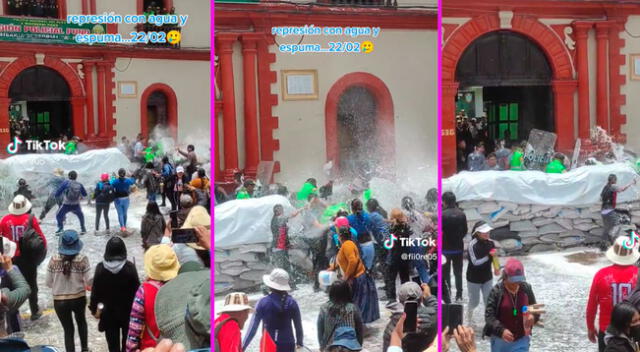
[140,213,166,249]
[604,328,639,352]
[89,238,140,331]
[242,292,304,350]
[483,281,540,339]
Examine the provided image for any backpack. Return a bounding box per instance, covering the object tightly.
[214,317,237,352]
[96,182,115,203]
[20,215,46,265]
[65,181,83,203]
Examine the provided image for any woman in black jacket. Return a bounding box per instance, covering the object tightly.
[89,237,140,352]
[604,302,640,352]
[483,258,540,352]
[466,221,499,323]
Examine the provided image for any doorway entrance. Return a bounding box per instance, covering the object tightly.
[8,66,71,140]
[455,30,553,162]
[146,90,168,134]
[337,85,379,178]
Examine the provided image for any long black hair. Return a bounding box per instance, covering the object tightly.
[366,198,387,219]
[62,254,77,276]
[609,302,638,336]
[146,201,161,216]
[338,226,352,242]
[328,280,352,315]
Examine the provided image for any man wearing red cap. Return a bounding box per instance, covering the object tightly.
[483,258,542,352]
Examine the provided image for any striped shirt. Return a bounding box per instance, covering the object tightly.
[125,279,165,352]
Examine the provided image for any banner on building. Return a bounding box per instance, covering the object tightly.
[0,16,105,45]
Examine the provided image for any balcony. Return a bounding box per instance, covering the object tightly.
[6,0,59,18]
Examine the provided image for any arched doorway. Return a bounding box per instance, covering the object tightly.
[146,91,168,134]
[455,31,553,160]
[8,66,71,140]
[441,14,577,177]
[337,86,378,177]
[325,72,395,178]
[140,83,178,140]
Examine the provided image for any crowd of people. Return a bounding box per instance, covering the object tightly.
[455,112,569,174]
[0,133,212,351]
[215,175,439,352]
[439,170,640,352]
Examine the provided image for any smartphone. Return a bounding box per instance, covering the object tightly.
[171,228,198,243]
[442,304,464,332]
[169,210,178,229]
[403,301,419,333]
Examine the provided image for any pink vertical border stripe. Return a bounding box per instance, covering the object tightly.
[436,0,443,349]
[210,0,216,344]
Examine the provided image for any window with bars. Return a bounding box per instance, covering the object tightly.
[6,0,59,18]
[487,102,519,141]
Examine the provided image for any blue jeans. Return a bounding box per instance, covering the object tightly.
[113,197,130,228]
[56,204,86,231]
[491,336,530,352]
[360,242,375,270]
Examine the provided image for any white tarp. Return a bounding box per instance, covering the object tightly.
[0,148,131,202]
[443,163,640,206]
[214,195,295,249]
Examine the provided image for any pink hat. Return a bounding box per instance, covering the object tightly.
[100,173,109,182]
[335,216,349,228]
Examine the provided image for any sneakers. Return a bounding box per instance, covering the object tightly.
[30,310,42,321]
[120,227,127,232]
[55,228,63,235]
[455,294,463,303]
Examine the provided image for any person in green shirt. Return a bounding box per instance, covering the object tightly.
[296,178,318,207]
[236,179,256,199]
[143,146,155,164]
[64,136,79,155]
[545,153,567,174]
[510,141,527,171]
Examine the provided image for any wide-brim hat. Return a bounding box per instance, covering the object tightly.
[263,268,291,291]
[155,270,210,349]
[218,291,253,314]
[606,236,640,266]
[8,195,31,216]
[144,244,180,282]
[59,230,83,256]
[181,206,210,251]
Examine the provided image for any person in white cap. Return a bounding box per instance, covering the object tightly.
[167,166,188,211]
[242,268,304,351]
[587,236,640,352]
[466,220,499,323]
[214,292,253,352]
[0,194,47,321]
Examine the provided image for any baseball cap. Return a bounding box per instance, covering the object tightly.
[504,258,525,283]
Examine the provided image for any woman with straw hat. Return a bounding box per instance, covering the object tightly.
[45,229,92,352]
[126,244,180,352]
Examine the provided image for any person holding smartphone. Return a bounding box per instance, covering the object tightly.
[483,258,540,352]
[466,221,499,323]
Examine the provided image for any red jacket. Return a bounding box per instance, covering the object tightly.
[0,214,46,258]
[215,314,243,352]
[587,264,638,332]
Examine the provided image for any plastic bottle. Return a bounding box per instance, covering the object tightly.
[522,305,531,336]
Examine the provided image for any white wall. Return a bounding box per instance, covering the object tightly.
[113,58,210,145]
[265,29,438,189]
[96,0,210,49]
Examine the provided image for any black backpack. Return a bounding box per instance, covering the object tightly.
[20,215,46,265]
